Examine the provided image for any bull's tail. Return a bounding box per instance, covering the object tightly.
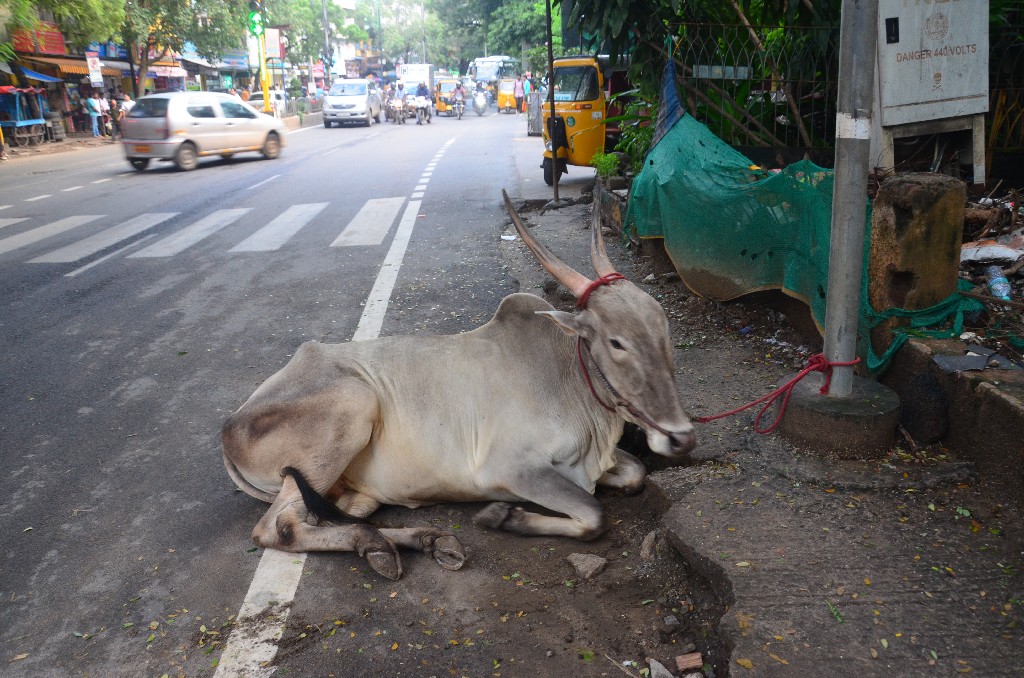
[282,467,360,525]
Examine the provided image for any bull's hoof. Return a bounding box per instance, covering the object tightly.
[366,550,403,580]
[473,502,516,530]
[429,535,466,571]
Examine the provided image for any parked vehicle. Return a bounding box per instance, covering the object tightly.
[246,89,286,117]
[541,55,629,185]
[0,85,46,146]
[413,95,432,125]
[496,78,516,113]
[120,91,285,172]
[323,79,382,128]
[473,91,488,116]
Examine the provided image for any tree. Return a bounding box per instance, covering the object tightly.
[267,0,366,67]
[119,0,249,98]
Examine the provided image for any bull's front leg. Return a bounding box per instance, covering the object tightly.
[473,466,605,540]
[597,448,646,495]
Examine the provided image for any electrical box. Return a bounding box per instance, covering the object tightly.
[870,0,989,183]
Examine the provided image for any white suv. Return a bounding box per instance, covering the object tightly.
[323,79,382,128]
[120,91,286,171]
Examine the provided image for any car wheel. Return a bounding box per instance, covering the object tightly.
[364,113,372,127]
[262,132,281,160]
[324,120,332,128]
[221,153,234,160]
[174,142,198,171]
[129,158,150,171]
[374,109,382,123]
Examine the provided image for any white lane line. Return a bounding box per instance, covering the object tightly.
[411,192,424,199]
[330,197,405,247]
[0,205,10,211]
[65,234,156,277]
[248,175,280,190]
[414,184,427,191]
[92,178,111,184]
[130,209,251,258]
[229,203,328,252]
[0,218,29,230]
[25,194,51,202]
[28,213,177,263]
[62,186,84,192]
[216,197,425,676]
[0,215,103,256]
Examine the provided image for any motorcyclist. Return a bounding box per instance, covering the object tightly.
[414,81,431,123]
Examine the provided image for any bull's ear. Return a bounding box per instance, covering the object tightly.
[536,310,583,337]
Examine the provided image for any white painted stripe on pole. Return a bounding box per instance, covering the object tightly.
[229,203,328,252]
[130,209,251,258]
[835,112,870,140]
[216,196,424,675]
[330,197,405,247]
[0,218,29,230]
[212,549,306,678]
[28,213,176,263]
[65,234,156,277]
[351,199,421,342]
[25,194,51,202]
[0,215,103,256]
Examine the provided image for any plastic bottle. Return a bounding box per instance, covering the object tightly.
[984,264,1011,301]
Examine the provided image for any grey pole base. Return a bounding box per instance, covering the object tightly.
[778,373,901,459]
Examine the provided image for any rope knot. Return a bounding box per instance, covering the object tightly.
[694,353,861,434]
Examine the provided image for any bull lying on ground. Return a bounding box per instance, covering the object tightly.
[222,190,696,580]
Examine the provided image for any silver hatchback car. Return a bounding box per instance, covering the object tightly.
[120,91,286,171]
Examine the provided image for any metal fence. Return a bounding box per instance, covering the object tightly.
[674,24,1023,153]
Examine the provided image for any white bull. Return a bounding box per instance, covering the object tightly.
[222,190,696,579]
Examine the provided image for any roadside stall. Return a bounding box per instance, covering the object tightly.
[0,85,47,146]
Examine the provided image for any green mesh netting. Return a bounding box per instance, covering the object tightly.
[624,111,982,376]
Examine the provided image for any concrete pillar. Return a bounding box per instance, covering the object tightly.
[868,173,966,357]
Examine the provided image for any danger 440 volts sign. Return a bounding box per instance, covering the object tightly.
[876,0,989,126]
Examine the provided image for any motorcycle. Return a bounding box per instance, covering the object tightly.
[414,95,432,125]
[473,91,487,117]
[390,97,405,124]
[453,93,465,120]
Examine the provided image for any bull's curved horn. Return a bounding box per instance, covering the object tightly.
[590,203,617,277]
[502,189,591,298]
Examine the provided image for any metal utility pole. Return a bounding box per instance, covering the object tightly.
[321,0,332,84]
[822,0,879,397]
[545,0,560,203]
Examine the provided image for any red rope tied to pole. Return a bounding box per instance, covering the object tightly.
[694,353,862,434]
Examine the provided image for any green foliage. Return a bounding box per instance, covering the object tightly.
[610,90,656,175]
[590,150,619,178]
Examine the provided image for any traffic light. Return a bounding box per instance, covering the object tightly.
[247,0,264,37]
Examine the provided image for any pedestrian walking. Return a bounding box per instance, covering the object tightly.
[513,74,525,116]
[109,97,124,142]
[0,126,8,161]
[85,93,102,137]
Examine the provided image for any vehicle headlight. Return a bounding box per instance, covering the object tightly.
[544,140,552,151]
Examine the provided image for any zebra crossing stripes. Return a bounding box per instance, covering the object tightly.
[28,213,178,264]
[229,203,328,252]
[129,209,251,258]
[0,215,104,257]
[0,217,29,230]
[330,197,405,247]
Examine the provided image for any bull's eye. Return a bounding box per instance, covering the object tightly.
[609,339,625,351]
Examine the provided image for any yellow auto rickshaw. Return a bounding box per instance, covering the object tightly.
[435,78,460,116]
[496,78,517,113]
[541,56,625,186]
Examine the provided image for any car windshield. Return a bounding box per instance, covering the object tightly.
[128,97,169,118]
[552,66,599,102]
[330,82,366,96]
[439,82,457,94]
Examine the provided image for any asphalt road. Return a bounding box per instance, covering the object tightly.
[0,110,594,677]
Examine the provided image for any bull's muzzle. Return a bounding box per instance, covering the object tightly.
[647,425,697,458]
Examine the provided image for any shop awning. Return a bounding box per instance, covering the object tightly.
[15,65,63,82]
[100,60,133,71]
[22,55,120,76]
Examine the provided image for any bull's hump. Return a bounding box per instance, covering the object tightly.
[488,293,556,324]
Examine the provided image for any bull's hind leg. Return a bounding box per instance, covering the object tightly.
[252,474,406,580]
[473,465,606,540]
